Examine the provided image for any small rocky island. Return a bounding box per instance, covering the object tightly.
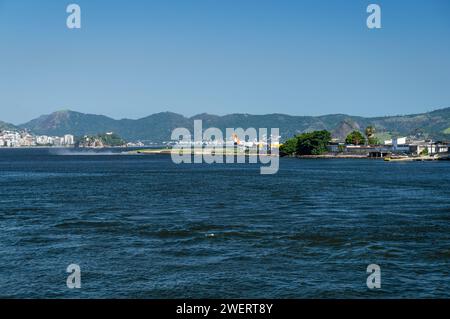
[77,132,126,148]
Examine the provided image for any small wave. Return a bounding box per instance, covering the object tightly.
[54,220,124,231]
[285,233,347,246]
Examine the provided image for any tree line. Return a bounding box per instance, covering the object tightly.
[280,126,379,156]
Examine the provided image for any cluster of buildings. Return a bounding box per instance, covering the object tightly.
[0,130,75,148]
[328,137,449,158]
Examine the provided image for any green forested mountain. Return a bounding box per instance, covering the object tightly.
[0,120,17,131]
[13,107,450,142]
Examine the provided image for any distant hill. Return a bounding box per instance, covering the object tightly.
[14,107,450,142]
[18,110,192,142]
[0,120,17,131]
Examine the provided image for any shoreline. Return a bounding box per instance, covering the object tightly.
[294,154,371,159]
[129,149,277,157]
[1,147,448,161]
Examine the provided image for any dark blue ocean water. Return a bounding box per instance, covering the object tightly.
[0,148,449,298]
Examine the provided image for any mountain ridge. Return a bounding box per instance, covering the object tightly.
[0,120,17,131]
[8,107,450,142]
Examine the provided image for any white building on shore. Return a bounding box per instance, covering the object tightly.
[64,134,75,146]
[0,130,75,147]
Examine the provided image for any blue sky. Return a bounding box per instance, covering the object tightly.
[0,0,449,124]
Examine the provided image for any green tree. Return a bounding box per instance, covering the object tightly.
[296,130,332,155]
[420,147,429,156]
[365,126,375,138]
[368,137,380,145]
[99,133,125,146]
[345,131,366,145]
[365,126,377,145]
[280,137,298,155]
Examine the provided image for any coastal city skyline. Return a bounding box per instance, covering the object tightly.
[1,0,450,124]
[2,106,449,165]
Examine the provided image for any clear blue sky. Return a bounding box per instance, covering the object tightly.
[0,0,449,124]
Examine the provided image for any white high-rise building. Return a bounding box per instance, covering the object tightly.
[64,134,75,145]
